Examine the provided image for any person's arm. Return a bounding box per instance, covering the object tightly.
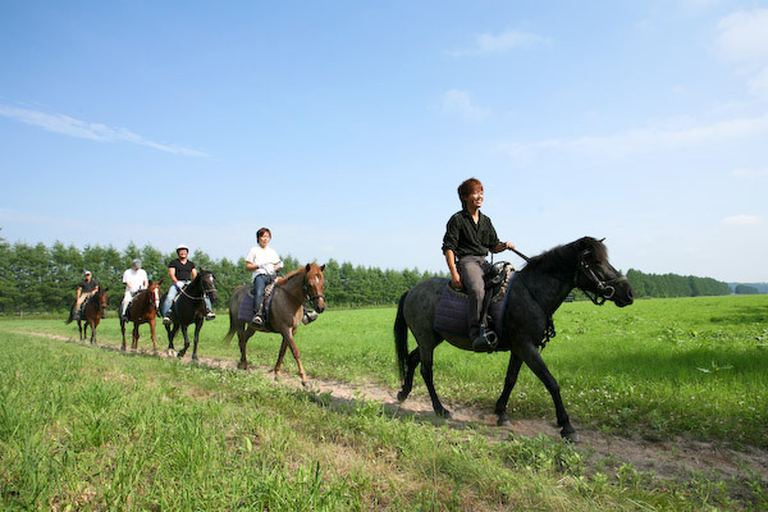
[76,286,82,299]
[445,250,461,289]
[190,267,198,281]
[245,260,259,271]
[492,241,515,253]
[168,266,178,286]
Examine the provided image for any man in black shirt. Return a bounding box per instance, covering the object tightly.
[161,244,215,324]
[442,178,515,351]
[72,270,99,321]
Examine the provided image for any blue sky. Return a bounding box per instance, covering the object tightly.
[2,1,767,282]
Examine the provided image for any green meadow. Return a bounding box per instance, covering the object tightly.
[1,294,766,510]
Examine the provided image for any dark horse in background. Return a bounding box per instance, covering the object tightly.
[394,237,634,441]
[223,263,326,385]
[121,280,162,353]
[164,269,218,361]
[68,288,109,344]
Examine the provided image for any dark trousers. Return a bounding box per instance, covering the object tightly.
[458,256,492,337]
[251,274,274,315]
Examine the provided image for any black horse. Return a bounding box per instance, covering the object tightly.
[164,269,218,360]
[394,237,634,441]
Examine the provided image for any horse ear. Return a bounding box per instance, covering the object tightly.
[598,237,606,243]
[305,263,311,272]
[157,278,164,285]
[320,264,326,272]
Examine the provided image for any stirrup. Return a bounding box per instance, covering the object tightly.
[302,310,319,324]
[251,315,264,327]
[205,311,216,321]
[162,316,172,326]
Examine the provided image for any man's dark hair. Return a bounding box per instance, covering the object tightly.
[257,227,272,239]
[457,178,483,206]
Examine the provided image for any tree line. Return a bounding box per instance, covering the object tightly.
[0,237,734,314]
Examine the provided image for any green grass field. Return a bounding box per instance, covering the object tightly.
[1,294,767,510]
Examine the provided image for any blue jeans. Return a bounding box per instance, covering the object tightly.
[161,281,213,317]
[252,274,275,315]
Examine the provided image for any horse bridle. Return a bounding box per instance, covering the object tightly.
[303,275,325,304]
[575,254,628,306]
[179,272,217,301]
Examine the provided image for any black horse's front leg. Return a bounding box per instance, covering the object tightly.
[191,320,202,361]
[495,353,523,426]
[420,349,450,418]
[177,325,190,358]
[520,343,577,442]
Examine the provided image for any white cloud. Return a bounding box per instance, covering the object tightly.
[440,89,489,121]
[0,104,208,157]
[500,114,768,159]
[448,29,549,57]
[715,9,768,62]
[721,214,763,226]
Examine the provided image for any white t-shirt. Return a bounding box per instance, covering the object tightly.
[246,246,281,279]
[122,268,148,293]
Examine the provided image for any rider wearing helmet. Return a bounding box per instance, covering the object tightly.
[161,244,215,325]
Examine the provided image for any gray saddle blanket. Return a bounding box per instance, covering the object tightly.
[237,283,276,323]
[433,265,515,336]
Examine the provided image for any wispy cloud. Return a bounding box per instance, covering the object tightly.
[440,89,489,121]
[500,114,768,159]
[448,29,549,57]
[0,104,208,157]
[721,214,763,226]
[715,8,768,62]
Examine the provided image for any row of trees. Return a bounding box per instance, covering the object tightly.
[0,237,737,314]
[624,269,731,298]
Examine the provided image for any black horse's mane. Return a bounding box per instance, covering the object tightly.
[522,236,607,274]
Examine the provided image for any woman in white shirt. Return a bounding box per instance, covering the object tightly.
[245,228,283,326]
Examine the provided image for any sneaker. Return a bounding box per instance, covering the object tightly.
[162,316,172,326]
[251,315,264,327]
[302,310,319,325]
[205,311,216,321]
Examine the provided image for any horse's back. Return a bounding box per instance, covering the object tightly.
[402,278,447,335]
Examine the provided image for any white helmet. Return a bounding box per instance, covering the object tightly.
[176,243,190,253]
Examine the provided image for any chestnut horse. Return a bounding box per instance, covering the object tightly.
[120,280,162,352]
[77,288,109,344]
[223,263,326,385]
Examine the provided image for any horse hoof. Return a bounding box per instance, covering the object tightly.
[238,362,248,370]
[191,355,199,362]
[437,408,451,419]
[396,391,408,402]
[497,415,511,427]
[177,352,184,359]
[561,429,579,443]
[301,380,309,388]
[167,349,176,357]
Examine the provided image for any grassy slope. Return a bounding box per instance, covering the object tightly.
[2,329,763,510]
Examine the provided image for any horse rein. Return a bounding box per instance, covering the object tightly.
[576,257,628,306]
[178,273,217,301]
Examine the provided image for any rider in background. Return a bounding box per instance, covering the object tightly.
[442,177,515,352]
[245,228,283,327]
[121,258,148,320]
[72,270,99,321]
[161,244,215,325]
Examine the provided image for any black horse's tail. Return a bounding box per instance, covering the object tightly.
[394,291,409,383]
[222,290,239,346]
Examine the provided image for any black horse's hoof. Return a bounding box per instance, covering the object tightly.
[396,390,409,402]
[191,354,199,362]
[561,429,579,443]
[436,408,451,419]
[497,415,511,427]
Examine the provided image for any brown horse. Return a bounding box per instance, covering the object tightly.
[77,288,109,344]
[120,280,162,352]
[223,263,326,385]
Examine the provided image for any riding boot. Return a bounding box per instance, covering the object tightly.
[302,308,319,325]
[471,325,494,352]
[251,305,264,327]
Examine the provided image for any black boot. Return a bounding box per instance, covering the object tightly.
[471,326,494,352]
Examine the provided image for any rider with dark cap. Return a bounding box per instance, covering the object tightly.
[161,244,215,325]
[72,270,99,321]
[442,177,515,352]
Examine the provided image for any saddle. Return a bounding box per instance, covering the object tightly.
[434,262,515,341]
[237,282,277,328]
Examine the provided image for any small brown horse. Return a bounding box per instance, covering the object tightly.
[76,288,109,344]
[120,280,162,353]
[223,263,326,385]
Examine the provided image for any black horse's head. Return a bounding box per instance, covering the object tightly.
[572,237,634,307]
[199,268,218,304]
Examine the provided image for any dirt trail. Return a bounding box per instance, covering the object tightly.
[13,329,768,489]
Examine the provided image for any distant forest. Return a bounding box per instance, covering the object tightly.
[0,238,739,314]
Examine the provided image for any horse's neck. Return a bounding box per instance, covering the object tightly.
[520,267,575,314]
[277,272,305,304]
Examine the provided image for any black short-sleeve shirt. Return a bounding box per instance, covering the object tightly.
[78,279,99,293]
[441,209,500,259]
[168,259,196,281]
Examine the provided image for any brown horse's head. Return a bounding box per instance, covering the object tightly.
[147,280,163,311]
[97,288,109,318]
[304,263,326,313]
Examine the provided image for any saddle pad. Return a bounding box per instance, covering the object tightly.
[433,285,505,336]
[237,284,275,324]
